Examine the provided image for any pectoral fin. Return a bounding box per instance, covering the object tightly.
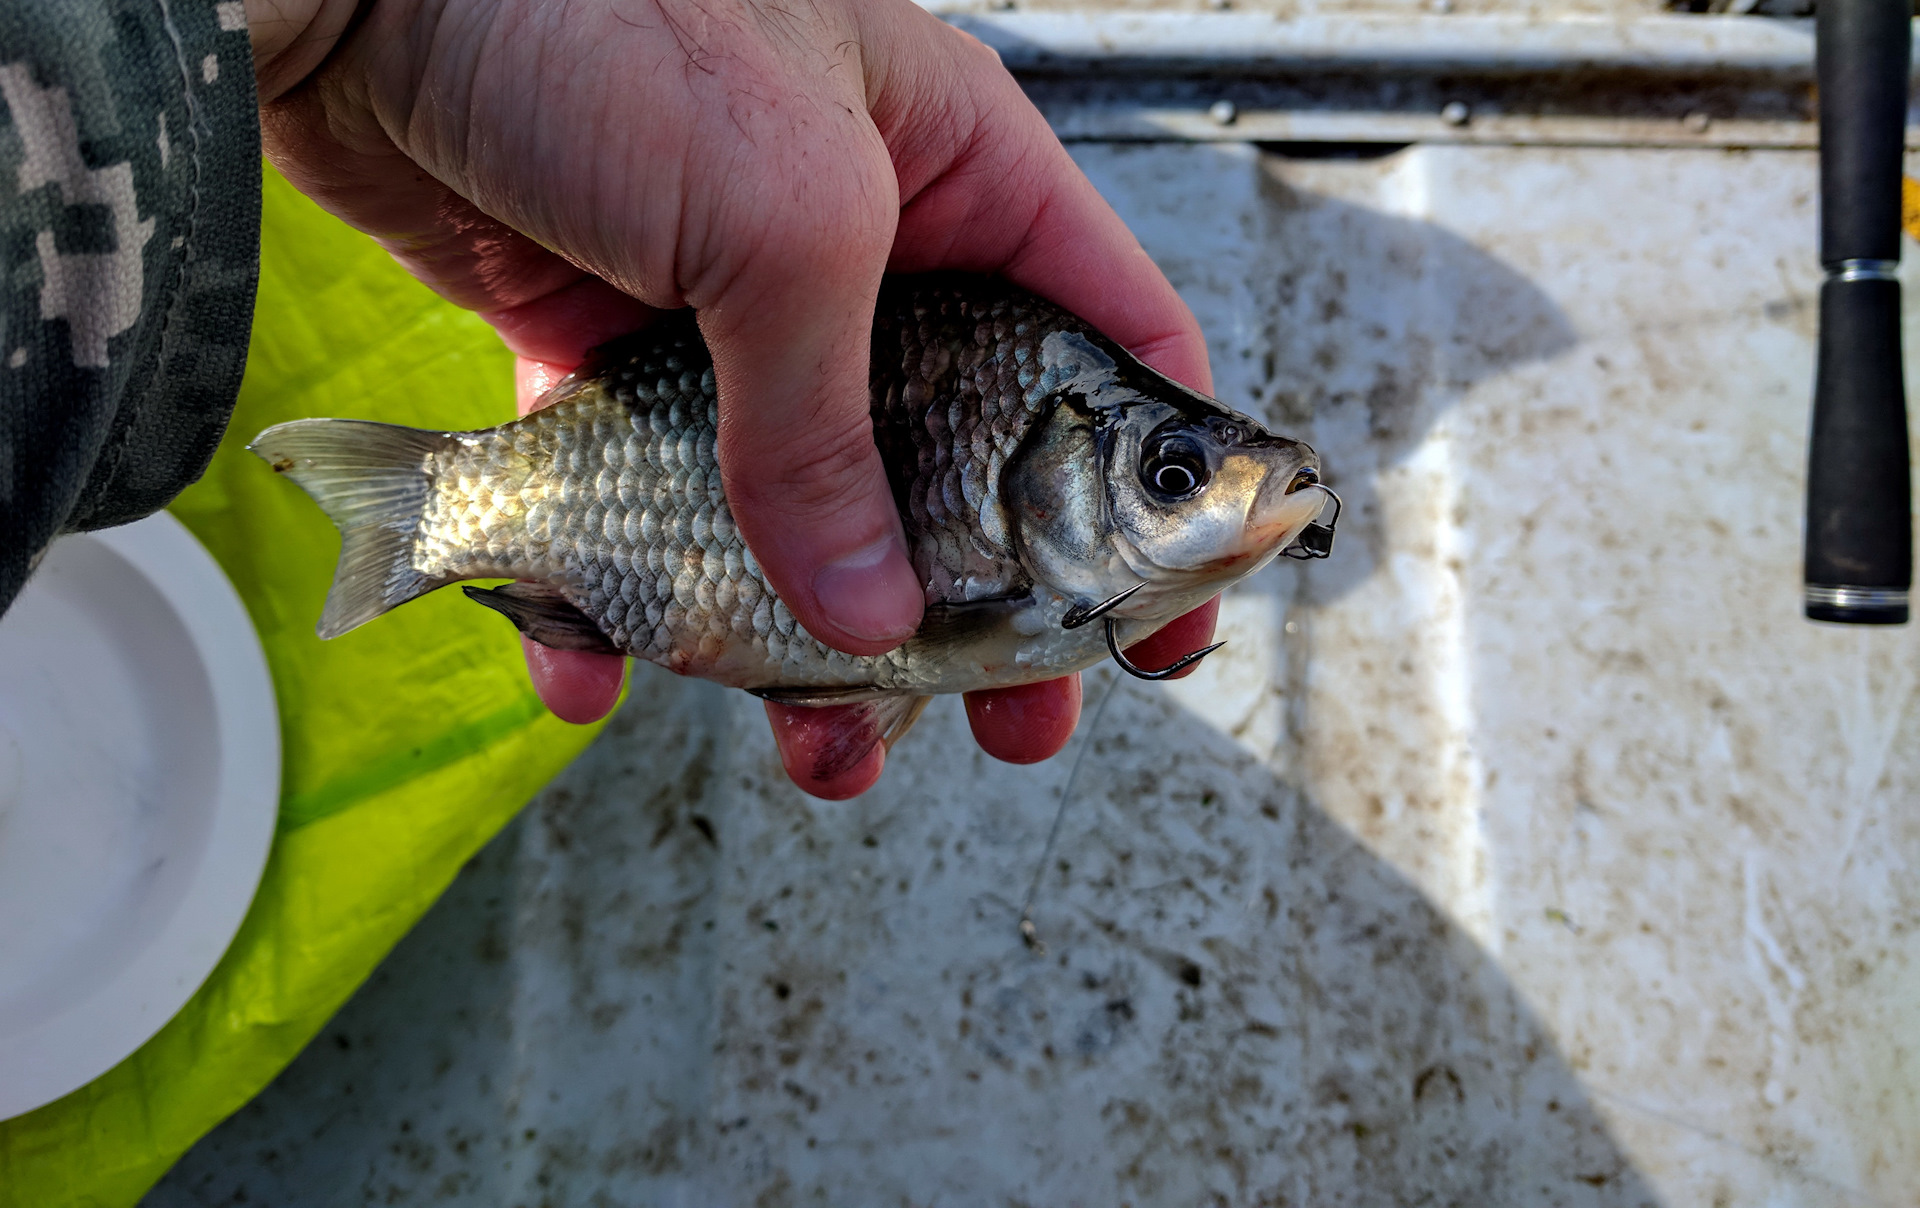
[906,595,1029,657]
[463,582,622,655]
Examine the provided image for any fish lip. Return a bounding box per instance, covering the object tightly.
[1233,465,1331,556]
[1251,447,1324,507]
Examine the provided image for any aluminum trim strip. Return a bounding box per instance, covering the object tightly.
[1805,584,1911,609]
[934,12,1840,75]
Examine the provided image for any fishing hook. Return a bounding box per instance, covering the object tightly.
[1062,582,1145,630]
[1061,584,1228,679]
[1281,483,1345,560]
[1105,617,1226,681]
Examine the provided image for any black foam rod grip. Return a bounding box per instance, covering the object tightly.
[1806,276,1912,623]
[1818,0,1912,265]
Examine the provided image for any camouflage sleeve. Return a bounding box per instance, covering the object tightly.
[0,0,260,614]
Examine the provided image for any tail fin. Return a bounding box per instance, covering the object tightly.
[249,419,452,638]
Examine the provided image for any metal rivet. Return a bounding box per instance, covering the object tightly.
[1209,99,1239,126]
[1440,101,1471,127]
[1683,111,1712,133]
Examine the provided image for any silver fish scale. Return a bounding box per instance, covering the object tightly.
[414,322,882,688]
[870,280,1090,602]
[412,281,1095,692]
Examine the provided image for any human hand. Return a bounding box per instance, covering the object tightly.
[246,0,1218,795]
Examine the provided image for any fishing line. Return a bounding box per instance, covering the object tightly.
[1018,667,1124,954]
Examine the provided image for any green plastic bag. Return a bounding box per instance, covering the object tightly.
[0,167,605,1207]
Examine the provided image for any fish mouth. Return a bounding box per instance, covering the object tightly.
[1237,464,1334,557]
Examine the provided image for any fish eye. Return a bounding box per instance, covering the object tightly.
[1141,434,1211,501]
[1286,467,1320,494]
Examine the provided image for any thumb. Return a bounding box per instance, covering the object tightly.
[696,186,922,656]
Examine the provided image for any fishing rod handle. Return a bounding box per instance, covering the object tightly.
[1807,275,1912,623]
[1806,0,1913,625]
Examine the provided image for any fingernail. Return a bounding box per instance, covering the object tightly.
[812,536,922,645]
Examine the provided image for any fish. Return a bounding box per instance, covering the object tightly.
[250,274,1338,769]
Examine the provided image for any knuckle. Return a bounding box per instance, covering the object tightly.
[682,154,895,305]
[952,27,1011,78]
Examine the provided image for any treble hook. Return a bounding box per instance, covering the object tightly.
[1281,483,1345,561]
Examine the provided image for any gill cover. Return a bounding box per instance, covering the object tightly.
[1002,332,1139,605]
[1004,329,1318,604]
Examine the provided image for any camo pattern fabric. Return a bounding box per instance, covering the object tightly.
[0,0,260,613]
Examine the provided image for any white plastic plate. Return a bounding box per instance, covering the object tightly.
[0,512,279,1120]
